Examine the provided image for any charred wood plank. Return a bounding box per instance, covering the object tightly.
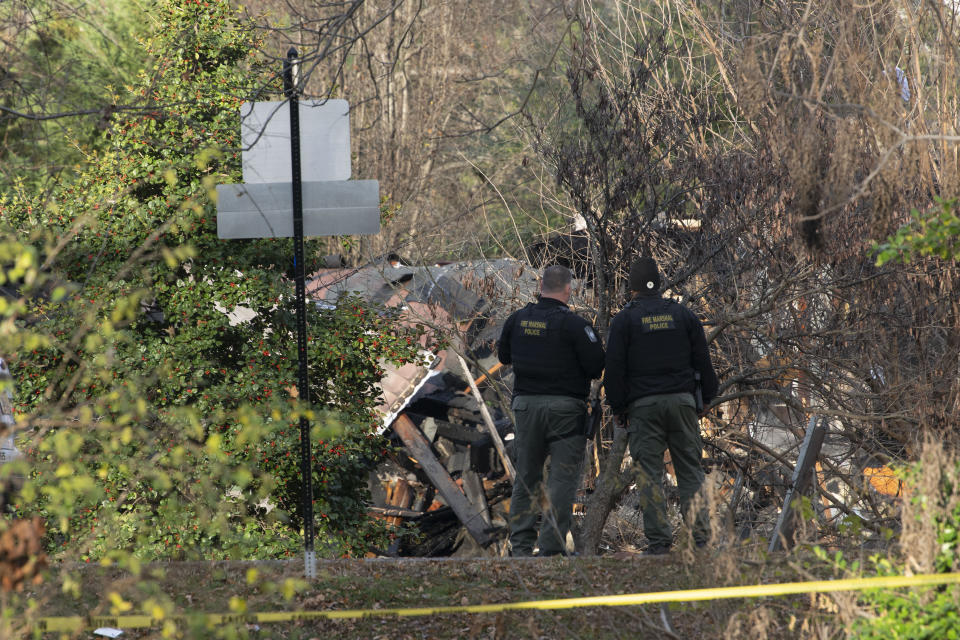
[393,414,493,547]
[445,449,469,474]
[461,464,492,529]
[384,478,413,528]
[434,420,488,446]
[399,506,461,557]
[421,416,439,442]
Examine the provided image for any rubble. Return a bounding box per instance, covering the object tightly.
[0,253,906,560]
[309,259,544,555]
[309,257,907,557]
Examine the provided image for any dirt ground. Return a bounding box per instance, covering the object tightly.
[6,543,839,639]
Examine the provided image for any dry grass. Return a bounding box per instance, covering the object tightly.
[7,549,837,639]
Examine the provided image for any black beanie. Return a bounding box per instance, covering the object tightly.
[629,257,660,292]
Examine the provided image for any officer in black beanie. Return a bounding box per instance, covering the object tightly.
[605,256,719,554]
[498,264,605,556]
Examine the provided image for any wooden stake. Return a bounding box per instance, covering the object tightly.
[456,353,516,482]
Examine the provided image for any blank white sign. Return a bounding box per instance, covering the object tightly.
[216,180,380,239]
[241,99,351,184]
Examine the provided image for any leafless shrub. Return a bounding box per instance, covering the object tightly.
[240,0,571,264]
[724,604,776,640]
[512,0,960,557]
[899,436,960,575]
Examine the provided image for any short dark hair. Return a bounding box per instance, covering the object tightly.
[541,264,572,294]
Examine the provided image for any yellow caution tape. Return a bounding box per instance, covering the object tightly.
[30,572,960,633]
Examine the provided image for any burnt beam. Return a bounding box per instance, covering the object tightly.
[393,414,494,547]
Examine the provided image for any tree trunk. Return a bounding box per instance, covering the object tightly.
[578,426,631,556]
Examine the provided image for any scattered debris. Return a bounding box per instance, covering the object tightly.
[310,260,543,555]
[0,254,907,562]
[310,258,904,557]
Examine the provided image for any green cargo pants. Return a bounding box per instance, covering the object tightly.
[509,394,587,556]
[626,392,709,548]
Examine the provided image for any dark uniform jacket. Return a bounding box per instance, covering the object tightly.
[605,293,719,415]
[497,297,605,399]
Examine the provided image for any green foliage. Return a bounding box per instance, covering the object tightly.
[1,0,427,569]
[0,0,145,191]
[873,197,960,265]
[852,557,960,640]
[821,459,960,639]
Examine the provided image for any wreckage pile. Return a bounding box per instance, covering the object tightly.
[0,257,906,560]
[310,259,541,556]
[310,258,905,557]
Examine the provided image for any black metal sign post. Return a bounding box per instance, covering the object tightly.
[284,47,316,579]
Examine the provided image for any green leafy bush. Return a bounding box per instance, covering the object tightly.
[852,557,960,639]
[1,0,427,565]
[873,197,960,265]
[837,449,960,638]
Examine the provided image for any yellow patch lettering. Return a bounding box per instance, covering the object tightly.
[640,314,675,332]
[520,320,547,329]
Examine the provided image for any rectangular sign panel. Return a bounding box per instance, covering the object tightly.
[216,180,380,239]
[241,99,351,184]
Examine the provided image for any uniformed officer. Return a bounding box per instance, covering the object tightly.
[498,265,605,557]
[605,257,719,554]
